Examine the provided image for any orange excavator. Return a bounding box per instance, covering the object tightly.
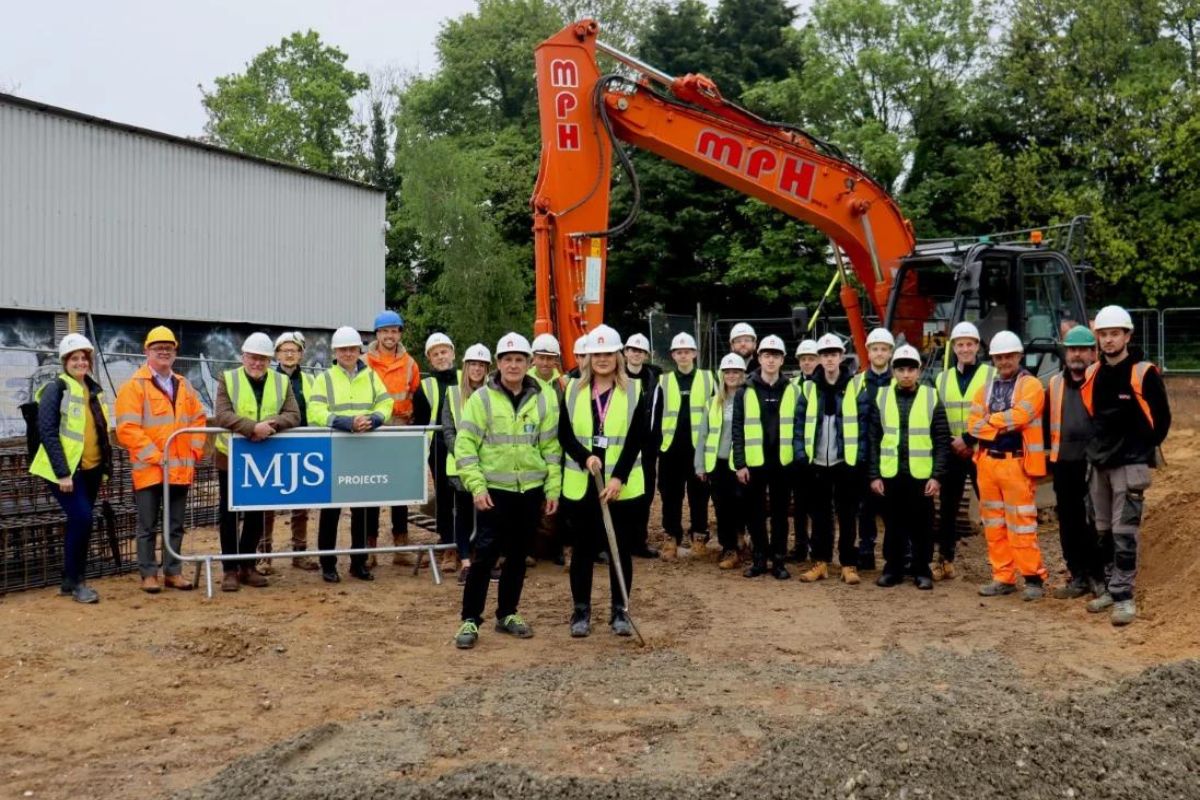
[532,20,1090,372]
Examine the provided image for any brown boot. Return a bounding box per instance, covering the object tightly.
[239,567,268,588]
[659,538,678,562]
[440,549,459,573]
[367,536,379,569]
[141,575,162,593]
[292,555,319,571]
[841,566,860,585]
[392,532,415,566]
[941,560,956,580]
[221,572,240,592]
[932,556,946,581]
[718,550,741,570]
[799,561,828,583]
[162,574,194,591]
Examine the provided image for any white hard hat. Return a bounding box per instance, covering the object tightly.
[989,330,1024,355]
[58,333,94,359]
[891,344,922,365]
[729,322,757,342]
[816,333,845,352]
[670,332,698,351]
[949,321,981,342]
[585,324,623,354]
[574,335,588,355]
[424,332,454,355]
[625,333,650,352]
[757,334,786,354]
[795,339,819,357]
[531,333,561,356]
[274,331,305,351]
[719,353,747,371]
[464,343,492,363]
[866,328,895,348]
[496,332,533,358]
[242,332,275,357]
[1094,305,1134,331]
[331,326,364,349]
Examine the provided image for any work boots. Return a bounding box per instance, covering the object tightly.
[239,566,268,588]
[718,550,741,570]
[1111,599,1137,626]
[221,572,240,592]
[978,581,1017,597]
[799,561,828,583]
[392,532,415,567]
[771,560,791,580]
[659,537,678,562]
[1022,577,1045,601]
[841,566,860,585]
[743,558,768,578]
[932,555,955,581]
[1053,577,1089,600]
[1087,592,1115,613]
[570,605,591,638]
[440,549,459,573]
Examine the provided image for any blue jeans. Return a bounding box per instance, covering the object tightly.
[48,467,104,586]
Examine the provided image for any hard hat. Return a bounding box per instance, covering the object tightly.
[424,332,454,355]
[891,344,922,366]
[729,322,757,342]
[816,333,845,352]
[795,339,818,357]
[670,332,697,351]
[1094,305,1134,331]
[719,353,747,371]
[988,330,1024,355]
[274,331,305,351]
[464,343,492,363]
[331,326,364,349]
[866,328,896,348]
[1063,325,1097,347]
[757,334,786,354]
[585,324,623,354]
[625,333,650,352]
[144,325,177,348]
[574,335,588,355]
[241,332,275,357]
[949,321,981,342]
[58,333,94,359]
[496,332,533,358]
[531,333,561,356]
[373,310,404,330]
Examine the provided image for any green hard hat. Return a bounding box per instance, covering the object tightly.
[1063,325,1097,347]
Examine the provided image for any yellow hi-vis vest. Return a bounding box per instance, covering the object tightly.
[659,369,714,451]
[443,382,483,478]
[876,383,937,479]
[29,374,109,481]
[799,378,862,464]
[421,370,461,447]
[308,363,392,427]
[700,394,727,473]
[562,379,644,501]
[935,363,994,437]
[453,381,562,498]
[215,368,287,455]
[738,381,798,468]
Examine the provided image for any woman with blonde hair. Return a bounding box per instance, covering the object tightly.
[695,353,748,570]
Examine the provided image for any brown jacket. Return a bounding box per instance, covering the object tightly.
[212,369,301,470]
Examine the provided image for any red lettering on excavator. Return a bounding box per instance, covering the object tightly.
[779,157,816,201]
[696,130,744,169]
[550,59,579,88]
[557,123,581,151]
[555,91,577,119]
[746,149,778,179]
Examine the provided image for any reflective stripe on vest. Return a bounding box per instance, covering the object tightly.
[701,395,726,473]
[659,369,713,451]
[475,387,552,490]
[28,375,95,481]
[1048,374,1064,462]
[738,382,797,468]
[842,373,866,466]
[216,368,286,455]
[562,380,644,501]
[936,364,994,437]
[877,383,936,479]
[323,370,383,414]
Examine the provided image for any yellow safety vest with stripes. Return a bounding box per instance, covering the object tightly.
[659,369,714,451]
[562,379,644,501]
[453,379,562,498]
[442,382,484,478]
[421,370,462,448]
[29,374,110,482]
[215,368,287,455]
[799,378,862,464]
[307,362,392,427]
[876,383,937,479]
[935,363,994,438]
[738,381,798,468]
[699,394,729,473]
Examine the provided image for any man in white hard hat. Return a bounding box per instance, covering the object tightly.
[212,333,300,591]
[788,338,821,562]
[414,333,462,573]
[567,335,589,380]
[850,327,896,570]
[624,331,663,558]
[1080,305,1171,626]
[264,331,319,570]
[931,321,995,580]
[729,322,758,374]
[530,333,565,395]
[657,331,714,559]
[793,339,820,385]
[966,330,1049,600]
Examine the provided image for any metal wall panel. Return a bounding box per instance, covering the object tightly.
[0,97,386,330]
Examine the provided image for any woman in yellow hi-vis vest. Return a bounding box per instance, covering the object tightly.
[695,352,748,571]
[441,343,492,586]
[559,325,647,638]
[28,334,113,604]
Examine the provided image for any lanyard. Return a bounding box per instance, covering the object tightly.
[593,383,614,431]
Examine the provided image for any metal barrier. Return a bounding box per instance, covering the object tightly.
[161,426,455,598]
[1162,307,1200,373]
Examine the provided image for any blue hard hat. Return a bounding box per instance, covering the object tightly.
[374,310,404,330]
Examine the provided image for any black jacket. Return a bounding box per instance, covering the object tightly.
[1086,346,1171,468]
[866,384,952,481]
[732,371,791,470]
[37,374,112,480]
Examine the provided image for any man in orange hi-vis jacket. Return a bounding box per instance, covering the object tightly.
[965,330,1048,601]
[115,325,207,594]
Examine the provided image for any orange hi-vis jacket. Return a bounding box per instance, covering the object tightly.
[365,341,421,423]
[967,371,1047,477]
[115,364,207,490]
[1079,360,1157,425]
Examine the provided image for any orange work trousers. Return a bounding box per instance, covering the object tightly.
[976,454,1047,584]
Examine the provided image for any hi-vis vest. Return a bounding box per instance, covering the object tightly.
[968,371,1047,477]
[453,380,562,498]
[700,394,728,473]
[738,381,798,468]
[935,363,995,437]
[876,383,937,479]
[660,369,714,451]
[562,379,644,501]
[215,368,287,455]
[29,374,109,482]
[1080,360,1158,427]
[443,382,484,477]
[308,364,392,427]
[421,371,461,447]
[799,378,861,464]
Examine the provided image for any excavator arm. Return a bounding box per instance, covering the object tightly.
[532,19,924,367]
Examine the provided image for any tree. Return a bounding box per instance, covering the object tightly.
[201,31,369,175]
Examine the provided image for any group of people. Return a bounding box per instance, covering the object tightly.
[27,305,1169,643]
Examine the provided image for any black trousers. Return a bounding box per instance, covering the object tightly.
[630,441,659,548]
[882,475,934,579]
[809,463,859,566]
[317,506,368,572]
[1053,460,1106,583]
[461,488,543,623]
[746,462,791,561]
[857,470,886,563]
[365,504,408,540]
[791,463,812,559]
[709,460,745,553]
[430,449,454,545]
[567,488,636,611]
[659,437,709,540]
[450,488,476,560]
[936,454,977,562]
[217,468,264,573]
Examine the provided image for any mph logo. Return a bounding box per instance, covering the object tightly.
[551,58,581,151]
[695,129,817,202]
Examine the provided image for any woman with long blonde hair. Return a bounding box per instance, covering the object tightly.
[695,353,748,570]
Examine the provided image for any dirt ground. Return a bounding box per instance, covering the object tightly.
[2,387,1198,800]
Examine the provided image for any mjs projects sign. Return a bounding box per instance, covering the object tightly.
[228,430,428,511]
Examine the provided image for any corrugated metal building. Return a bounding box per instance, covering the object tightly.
[0,92,386,329]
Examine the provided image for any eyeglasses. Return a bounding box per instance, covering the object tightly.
[276,347,301,356]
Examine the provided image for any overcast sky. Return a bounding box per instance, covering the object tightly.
[0,0,482,137]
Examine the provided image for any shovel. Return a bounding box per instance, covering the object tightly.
[592,469,646,647]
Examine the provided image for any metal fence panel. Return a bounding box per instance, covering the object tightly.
[1126,308,1162,368]
[1163,307,1200,373]
[647,312,700,371]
